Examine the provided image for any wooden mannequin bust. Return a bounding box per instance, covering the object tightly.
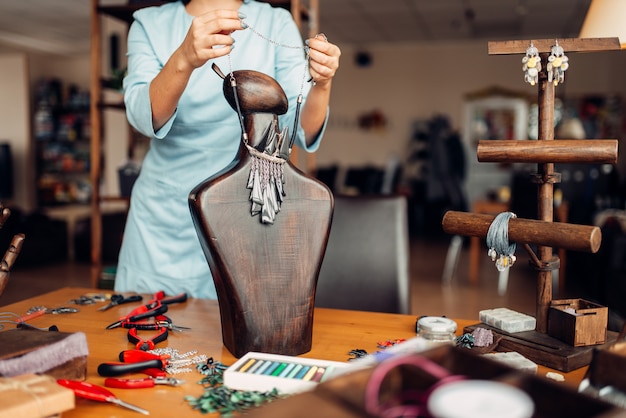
[189,65,333,357]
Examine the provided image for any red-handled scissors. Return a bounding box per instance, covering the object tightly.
[57,379,149,415]
[104,376,185,389]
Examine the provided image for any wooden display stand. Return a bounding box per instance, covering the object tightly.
[443,37,621,371]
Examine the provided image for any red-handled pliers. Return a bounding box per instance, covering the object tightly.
[104,376,185,389]
[127,326,168,351]
[105,292,187,330]
[57,379,149,415]
[106,303,168,330]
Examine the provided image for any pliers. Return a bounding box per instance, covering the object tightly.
[106,302,169,330]
[120,314,191,332]
[105,292,187,329]
[127,326,168,351]
[98,294,143,311]
[104,376,185,389]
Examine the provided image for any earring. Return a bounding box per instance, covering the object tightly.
[522,42,541,86]
[547,40,569,86]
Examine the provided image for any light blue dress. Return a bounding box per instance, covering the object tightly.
[115,0,325,298]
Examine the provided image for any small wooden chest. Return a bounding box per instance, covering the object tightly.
[548,299,608,347]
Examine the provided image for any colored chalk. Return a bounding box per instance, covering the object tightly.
[272,363,288,376]
[287,364,303,379]
[255,360,272,375]
[238,358,256,373]
[302,366,318,381]
[223,352,349,394]
[311,367,325,382]
[264,361,281,375]
[295,366,310,379]
[248,359,265,374]
[279,362,295,377]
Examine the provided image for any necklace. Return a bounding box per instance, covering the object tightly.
[219,17,314,224]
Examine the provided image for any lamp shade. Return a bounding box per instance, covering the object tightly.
[579,0,626,48]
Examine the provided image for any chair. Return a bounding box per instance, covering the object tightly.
[315,194,411,314]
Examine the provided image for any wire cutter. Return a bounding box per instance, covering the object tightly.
[106,303,168,330]
[57,379,149,415]
[105,292,187,329]
[127,326,168,351]
[120,314,191,332]
[98,294,143,311]
[104,376,185,389]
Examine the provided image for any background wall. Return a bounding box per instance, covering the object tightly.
[317,40,626,176]
[2,38,626,211]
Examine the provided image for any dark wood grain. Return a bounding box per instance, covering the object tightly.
[488,37,621,55]
[477,139,618,164]
[442,211,601,253]
[189,107,332,357]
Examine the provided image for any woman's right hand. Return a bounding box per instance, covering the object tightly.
[178,10,245,70]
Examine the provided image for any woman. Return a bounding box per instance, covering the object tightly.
[115,0,341,298]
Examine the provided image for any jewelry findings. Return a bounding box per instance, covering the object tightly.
[522,42,541,86]
[486,212,517,272]
[547,40,569,86]
[225,18,322,224]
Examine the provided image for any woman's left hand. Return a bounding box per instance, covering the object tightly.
[307,34,341,87]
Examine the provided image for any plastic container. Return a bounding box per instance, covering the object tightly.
[416,316,457,345]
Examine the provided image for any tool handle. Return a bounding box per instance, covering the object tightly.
[120,295,143,305]
[57,379,115,403]
[97,359,164,377]
[104,377,155,389]
[119,349,166,363]
[161,293,188,305]
[14,308,46,323]
[127,304,168,322]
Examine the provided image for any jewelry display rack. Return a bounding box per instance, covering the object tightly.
[442,37,621,371]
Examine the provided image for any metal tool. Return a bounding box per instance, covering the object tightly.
[105,292,187,329]
[57,379,149,415]
[98,294,143,311]
[120,314,191,332]
[104,376,185,389]
[106,303,168,330]
[14,306,79,323]
[127,327,169,351]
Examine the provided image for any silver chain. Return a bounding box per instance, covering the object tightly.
[242,19,307,50]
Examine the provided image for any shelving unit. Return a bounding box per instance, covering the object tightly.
[89,0,319,287]
[34,79,91,207]
[443,37,621,372]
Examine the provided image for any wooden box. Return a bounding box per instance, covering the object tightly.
[548,299,608,347]
[0,373,75,417]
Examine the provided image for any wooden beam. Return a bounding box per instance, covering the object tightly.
[488,37,621,55]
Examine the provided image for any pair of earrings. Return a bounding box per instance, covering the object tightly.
[522,41,569,86]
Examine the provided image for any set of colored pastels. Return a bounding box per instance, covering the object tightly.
[223,352,348,394]
[479,307,536,333]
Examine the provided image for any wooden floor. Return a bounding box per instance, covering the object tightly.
[0,237,546,320]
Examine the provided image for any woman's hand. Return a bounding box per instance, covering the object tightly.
[177,10,245,71]
[306,34,341,88]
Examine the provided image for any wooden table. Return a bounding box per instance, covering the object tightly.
[0,287,588,417]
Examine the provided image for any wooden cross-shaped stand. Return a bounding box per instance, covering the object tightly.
[442,37,622,371]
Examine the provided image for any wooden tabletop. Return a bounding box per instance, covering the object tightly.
[0,287,588,417]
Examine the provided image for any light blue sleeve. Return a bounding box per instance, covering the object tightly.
[123,17,177,139]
